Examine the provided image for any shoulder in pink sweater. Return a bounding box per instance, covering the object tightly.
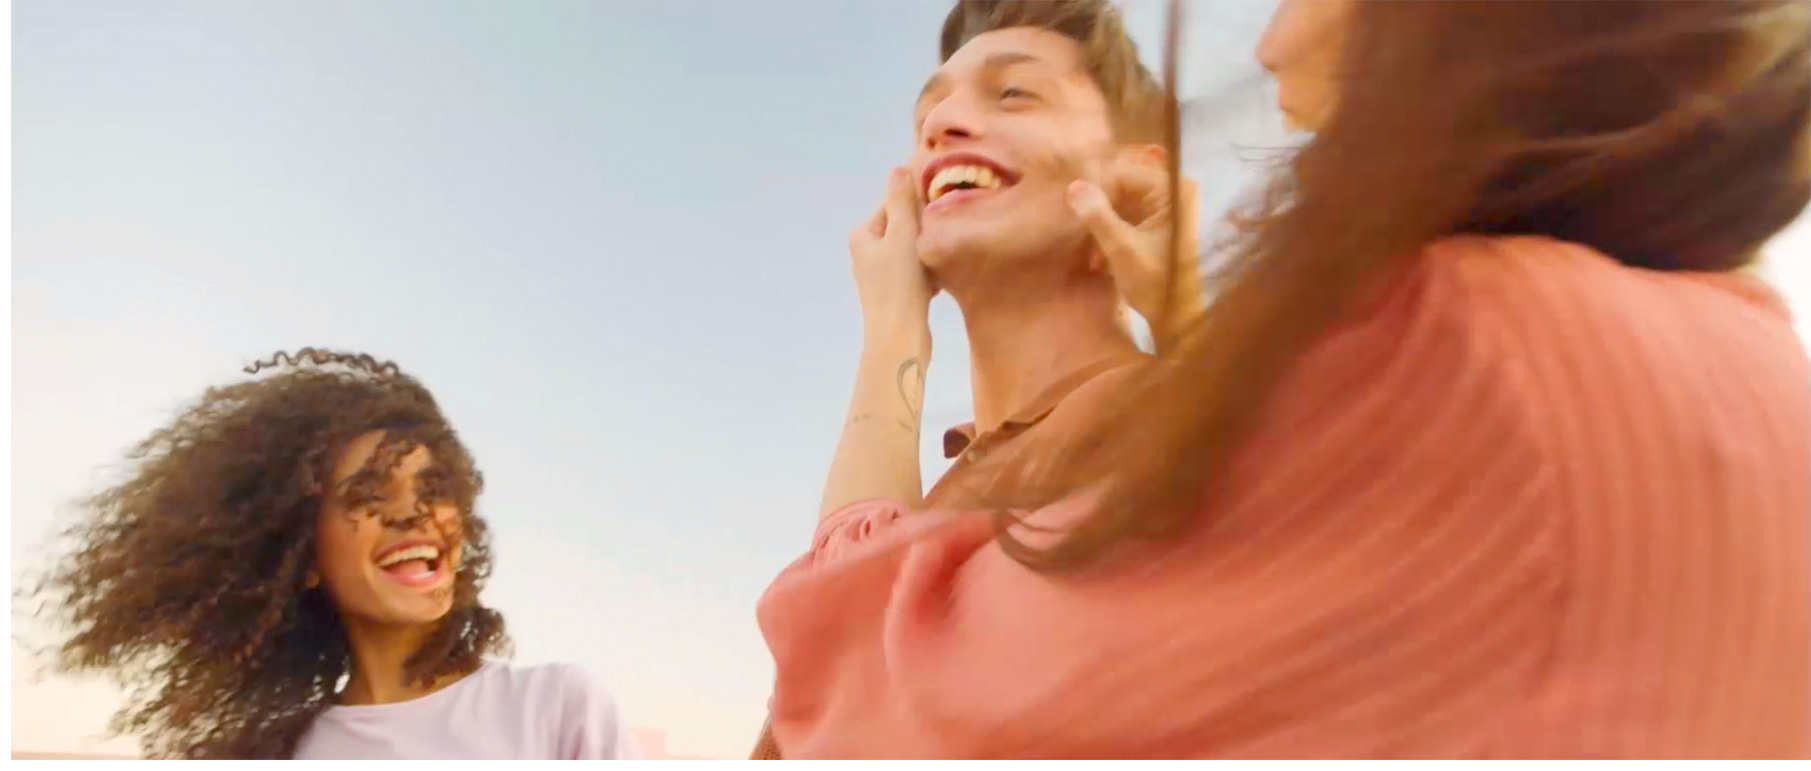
[757,236,1810,759]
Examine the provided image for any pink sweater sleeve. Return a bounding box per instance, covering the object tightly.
[756,243,1576,759]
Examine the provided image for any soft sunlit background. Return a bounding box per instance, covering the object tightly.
[10,0,1806,759]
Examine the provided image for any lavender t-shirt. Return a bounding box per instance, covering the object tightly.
[293,661,637,760]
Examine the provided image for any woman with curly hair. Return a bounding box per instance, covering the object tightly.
[35,349,637,760]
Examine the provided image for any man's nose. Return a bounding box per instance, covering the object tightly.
[920,94,986,149]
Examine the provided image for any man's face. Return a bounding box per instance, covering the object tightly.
[909,27,1120,282]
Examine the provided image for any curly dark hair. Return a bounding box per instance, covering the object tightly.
[33,348,510,759]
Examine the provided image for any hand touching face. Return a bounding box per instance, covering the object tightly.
[1068,153,1206,350]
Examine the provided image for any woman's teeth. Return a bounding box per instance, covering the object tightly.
[928,164,1003,201]
[376,544,441,573]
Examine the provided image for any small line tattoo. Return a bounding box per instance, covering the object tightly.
[895,356,925,432]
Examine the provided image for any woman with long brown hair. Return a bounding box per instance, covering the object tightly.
[761,0,1809,758]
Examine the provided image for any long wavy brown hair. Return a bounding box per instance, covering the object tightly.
[29,349,509,758]
[996,0,1811,570]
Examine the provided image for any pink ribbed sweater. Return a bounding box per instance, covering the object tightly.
[757,236,1810,758]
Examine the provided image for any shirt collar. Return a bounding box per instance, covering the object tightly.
[940,354,1145,459]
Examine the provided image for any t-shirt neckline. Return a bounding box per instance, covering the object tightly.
[320,659,497,719]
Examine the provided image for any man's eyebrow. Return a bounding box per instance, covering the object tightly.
[980,51,1045,72]
[917,51,1050,104]
[918,72,949,104]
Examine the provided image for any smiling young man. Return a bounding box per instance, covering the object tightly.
[903,0,1201,506]
[750,0,1200,758]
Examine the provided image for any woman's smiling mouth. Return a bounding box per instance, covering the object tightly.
[373,540,449,588]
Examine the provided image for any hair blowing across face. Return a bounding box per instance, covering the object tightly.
[30,349,508,759]
[992,0,1811,570]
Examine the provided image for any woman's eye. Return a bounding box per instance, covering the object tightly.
[1001,86,1037,101]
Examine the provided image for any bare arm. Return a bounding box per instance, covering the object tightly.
[818,328,930,520]
[817,166,936,522]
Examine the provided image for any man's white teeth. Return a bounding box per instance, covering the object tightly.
[929,164,1002,201]
[376,545,441,568]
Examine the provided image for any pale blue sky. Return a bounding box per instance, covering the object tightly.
[11,0,1806,759]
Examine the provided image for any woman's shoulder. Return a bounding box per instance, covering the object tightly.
[1262,233,1808,487]
[1420,235,1797,339]
[480,659,621,706]
[1406,235,1803,378]
[1399,233,1809,467]
[491,660,637,758]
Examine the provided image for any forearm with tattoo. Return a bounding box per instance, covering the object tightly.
[817,335,931,520]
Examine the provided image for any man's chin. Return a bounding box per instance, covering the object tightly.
[916,229,995,272]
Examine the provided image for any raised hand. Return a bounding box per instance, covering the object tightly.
[1068,160,1206,352]
[849,167,937,338]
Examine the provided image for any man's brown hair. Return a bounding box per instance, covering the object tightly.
[940,0,1168,143]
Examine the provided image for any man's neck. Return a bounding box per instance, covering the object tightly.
[957,274,1141,435]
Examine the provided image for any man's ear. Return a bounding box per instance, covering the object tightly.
[1117,143,1167,172]
[1105,143,1169,219]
